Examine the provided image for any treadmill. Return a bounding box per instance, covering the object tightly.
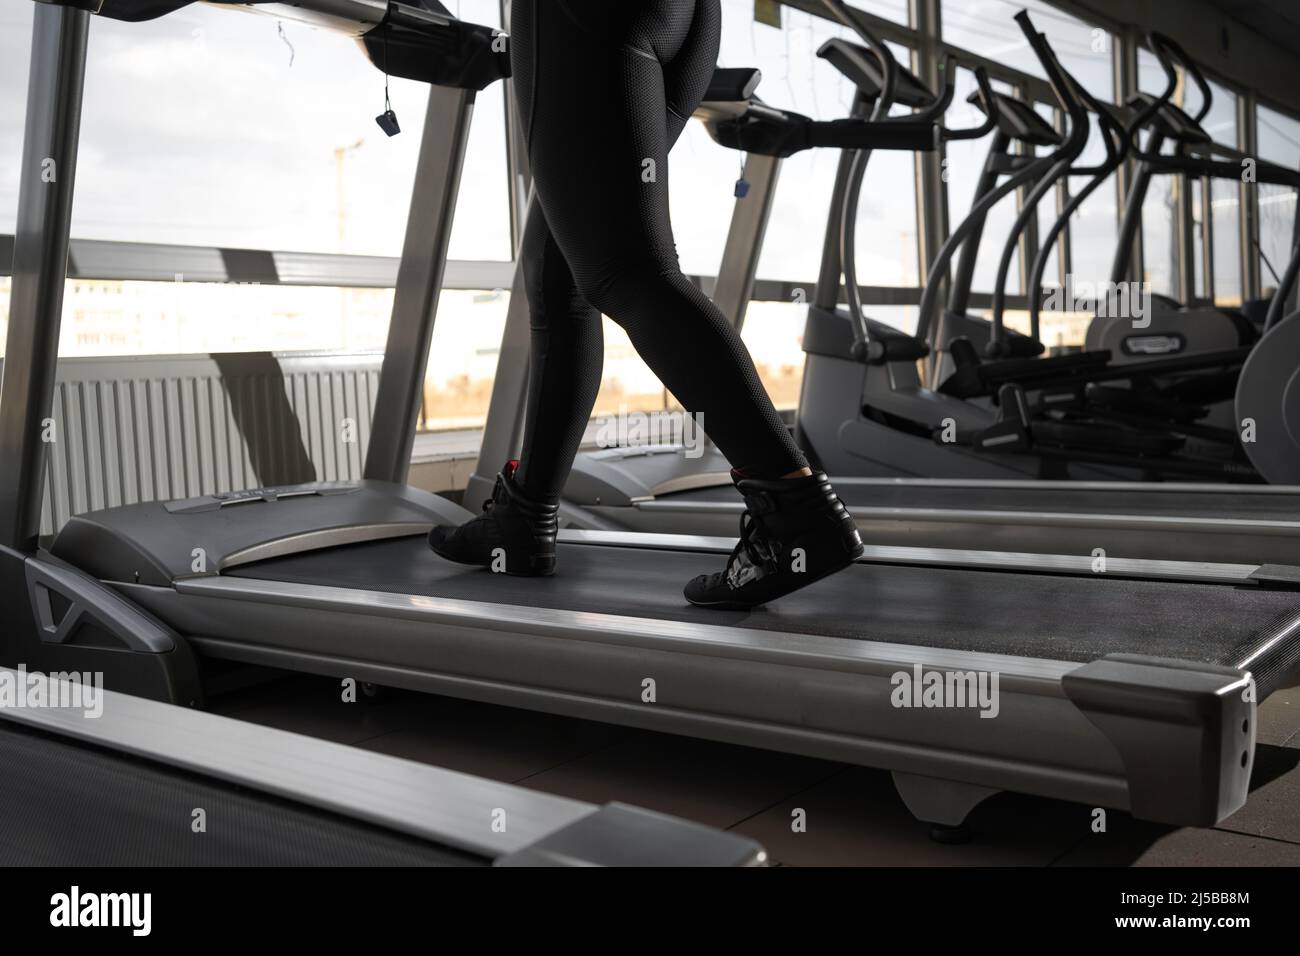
[494,5,1300,563]
[0,667,763,866]
[3,0,1300,837]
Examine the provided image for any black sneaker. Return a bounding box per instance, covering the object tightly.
[684,471,863,609]
[428,461,559,576]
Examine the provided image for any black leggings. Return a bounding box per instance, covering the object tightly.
[509,0,807,499]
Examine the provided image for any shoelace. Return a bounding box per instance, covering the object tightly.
[728,511,778,575]
[482,476,504,514]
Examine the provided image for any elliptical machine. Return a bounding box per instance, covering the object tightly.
[797,9,1144,479]
[954,31,1300,482]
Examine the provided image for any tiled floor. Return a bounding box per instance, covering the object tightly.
[212,672,1300,866]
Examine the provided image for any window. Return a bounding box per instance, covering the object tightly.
[27,2,512,440]
[70,2,507,259]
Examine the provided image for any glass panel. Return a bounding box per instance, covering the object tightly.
[1212,178,1243,306]
[849,0,910,23]
[49,275,508,434]
[1206,80,1242,306]
[1140,176,1179,298]
[942,0,1113,97]
[69,1,508,259]
[1256,104,1300,299]
[423,288,513,433]
[55,279,392,356]
[1,0,35,235]
[740,300,810,411]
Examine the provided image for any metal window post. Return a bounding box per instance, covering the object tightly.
[363,84,478,484]
[1113,28,1141,284]
[464,201,532,514]
[1239,90,1261,302]
[1177,154,1197,304]
[910,0,946,303]
[1201,173,1216,303]
[1055,108,1073,287]
[0,2,90,552]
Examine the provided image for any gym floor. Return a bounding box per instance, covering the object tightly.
[209,670,1300,866]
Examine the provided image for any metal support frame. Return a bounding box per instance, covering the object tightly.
[1045,106,1073,290]
[710,152,782,331]
[1113,28,1141,285]
[465,13,534,514]
[363,85,478,484]
[1177,148,1197,304]
[1239,89,1262,301]
[464,222,532,513]
[910,0,946,288]
[1199,172,1216,303]
[0,2,89,552]
[1013,81,1042,302]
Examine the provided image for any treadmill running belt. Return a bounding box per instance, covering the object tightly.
[228,537,1300,683]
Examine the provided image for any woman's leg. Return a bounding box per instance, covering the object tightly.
[510,202,605,499]
[511,0,807,500]
[432,0,857,602]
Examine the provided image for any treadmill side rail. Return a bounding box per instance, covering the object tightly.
[1063,654,1255,826]
[0,669,764,867]
[496,802,767,867]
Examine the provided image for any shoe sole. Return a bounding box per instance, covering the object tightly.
[686,540,865,611]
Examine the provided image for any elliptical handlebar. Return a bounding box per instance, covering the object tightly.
[1121,32,1186,164]
[943,66,999,142]
[822,0,998,362]
[1013,10,1088,137]
[820,0,899,116]
[913,55,957,124]
[1148,31,1213,124]
[984,11,1093,355]
[821,0,926,362]
[1016,45,1134,344]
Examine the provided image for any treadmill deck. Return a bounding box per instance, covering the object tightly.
[226,536,1300,688]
